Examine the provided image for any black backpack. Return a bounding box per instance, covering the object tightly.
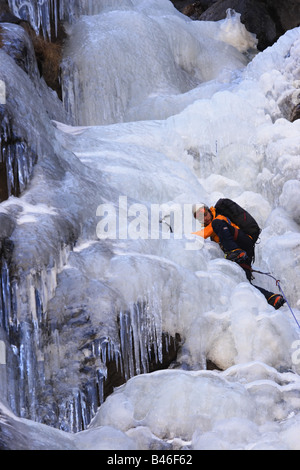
[215,198,261,243]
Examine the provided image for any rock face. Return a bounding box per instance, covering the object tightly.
[0,0,9,14]
[291,104,300,122]
[0,4,64,99]
[172,0,300,50]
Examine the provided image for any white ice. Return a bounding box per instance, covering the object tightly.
[1,0,300,450]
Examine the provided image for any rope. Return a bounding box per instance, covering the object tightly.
[251,268,300,332]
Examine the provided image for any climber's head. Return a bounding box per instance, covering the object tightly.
[193,204,213,226]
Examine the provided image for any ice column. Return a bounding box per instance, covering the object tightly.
[0,242,71,423]
[119,298,164,381]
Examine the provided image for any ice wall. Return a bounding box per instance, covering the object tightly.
[60,7,256,125]
[0,45,98,427]
[1,0,300,450]
[0,14,206,429]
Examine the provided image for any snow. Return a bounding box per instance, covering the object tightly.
[1,0,300,451]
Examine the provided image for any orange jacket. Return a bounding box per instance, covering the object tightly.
[192,206,240,244]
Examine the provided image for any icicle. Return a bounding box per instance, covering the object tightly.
[130,303,142,375]
[117,294,164,384]
[0,258,11,332]
[96,370,105,405]
[7,0,105,41]
[6,147,14,198]
[119,310,135,381]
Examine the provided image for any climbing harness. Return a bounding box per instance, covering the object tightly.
[250,267,300,332]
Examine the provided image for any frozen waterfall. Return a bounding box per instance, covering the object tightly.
[1,0,300,451]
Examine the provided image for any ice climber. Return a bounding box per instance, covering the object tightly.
[192,203,286,310]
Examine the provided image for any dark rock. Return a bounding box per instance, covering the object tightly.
[263,0,300,32]
[0,105,38,203]
[0,238,14,263]
[199,0,277,50]
[172,0,215,12]
[0,8,64,99]
[206,359,223,371]
[0,23,40,78]
[0,11,23,24]
[290,103,300,122]
[0,162,8,202]
[182,2,207,19]
[0,0,9,14]
[172,0,300,51]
